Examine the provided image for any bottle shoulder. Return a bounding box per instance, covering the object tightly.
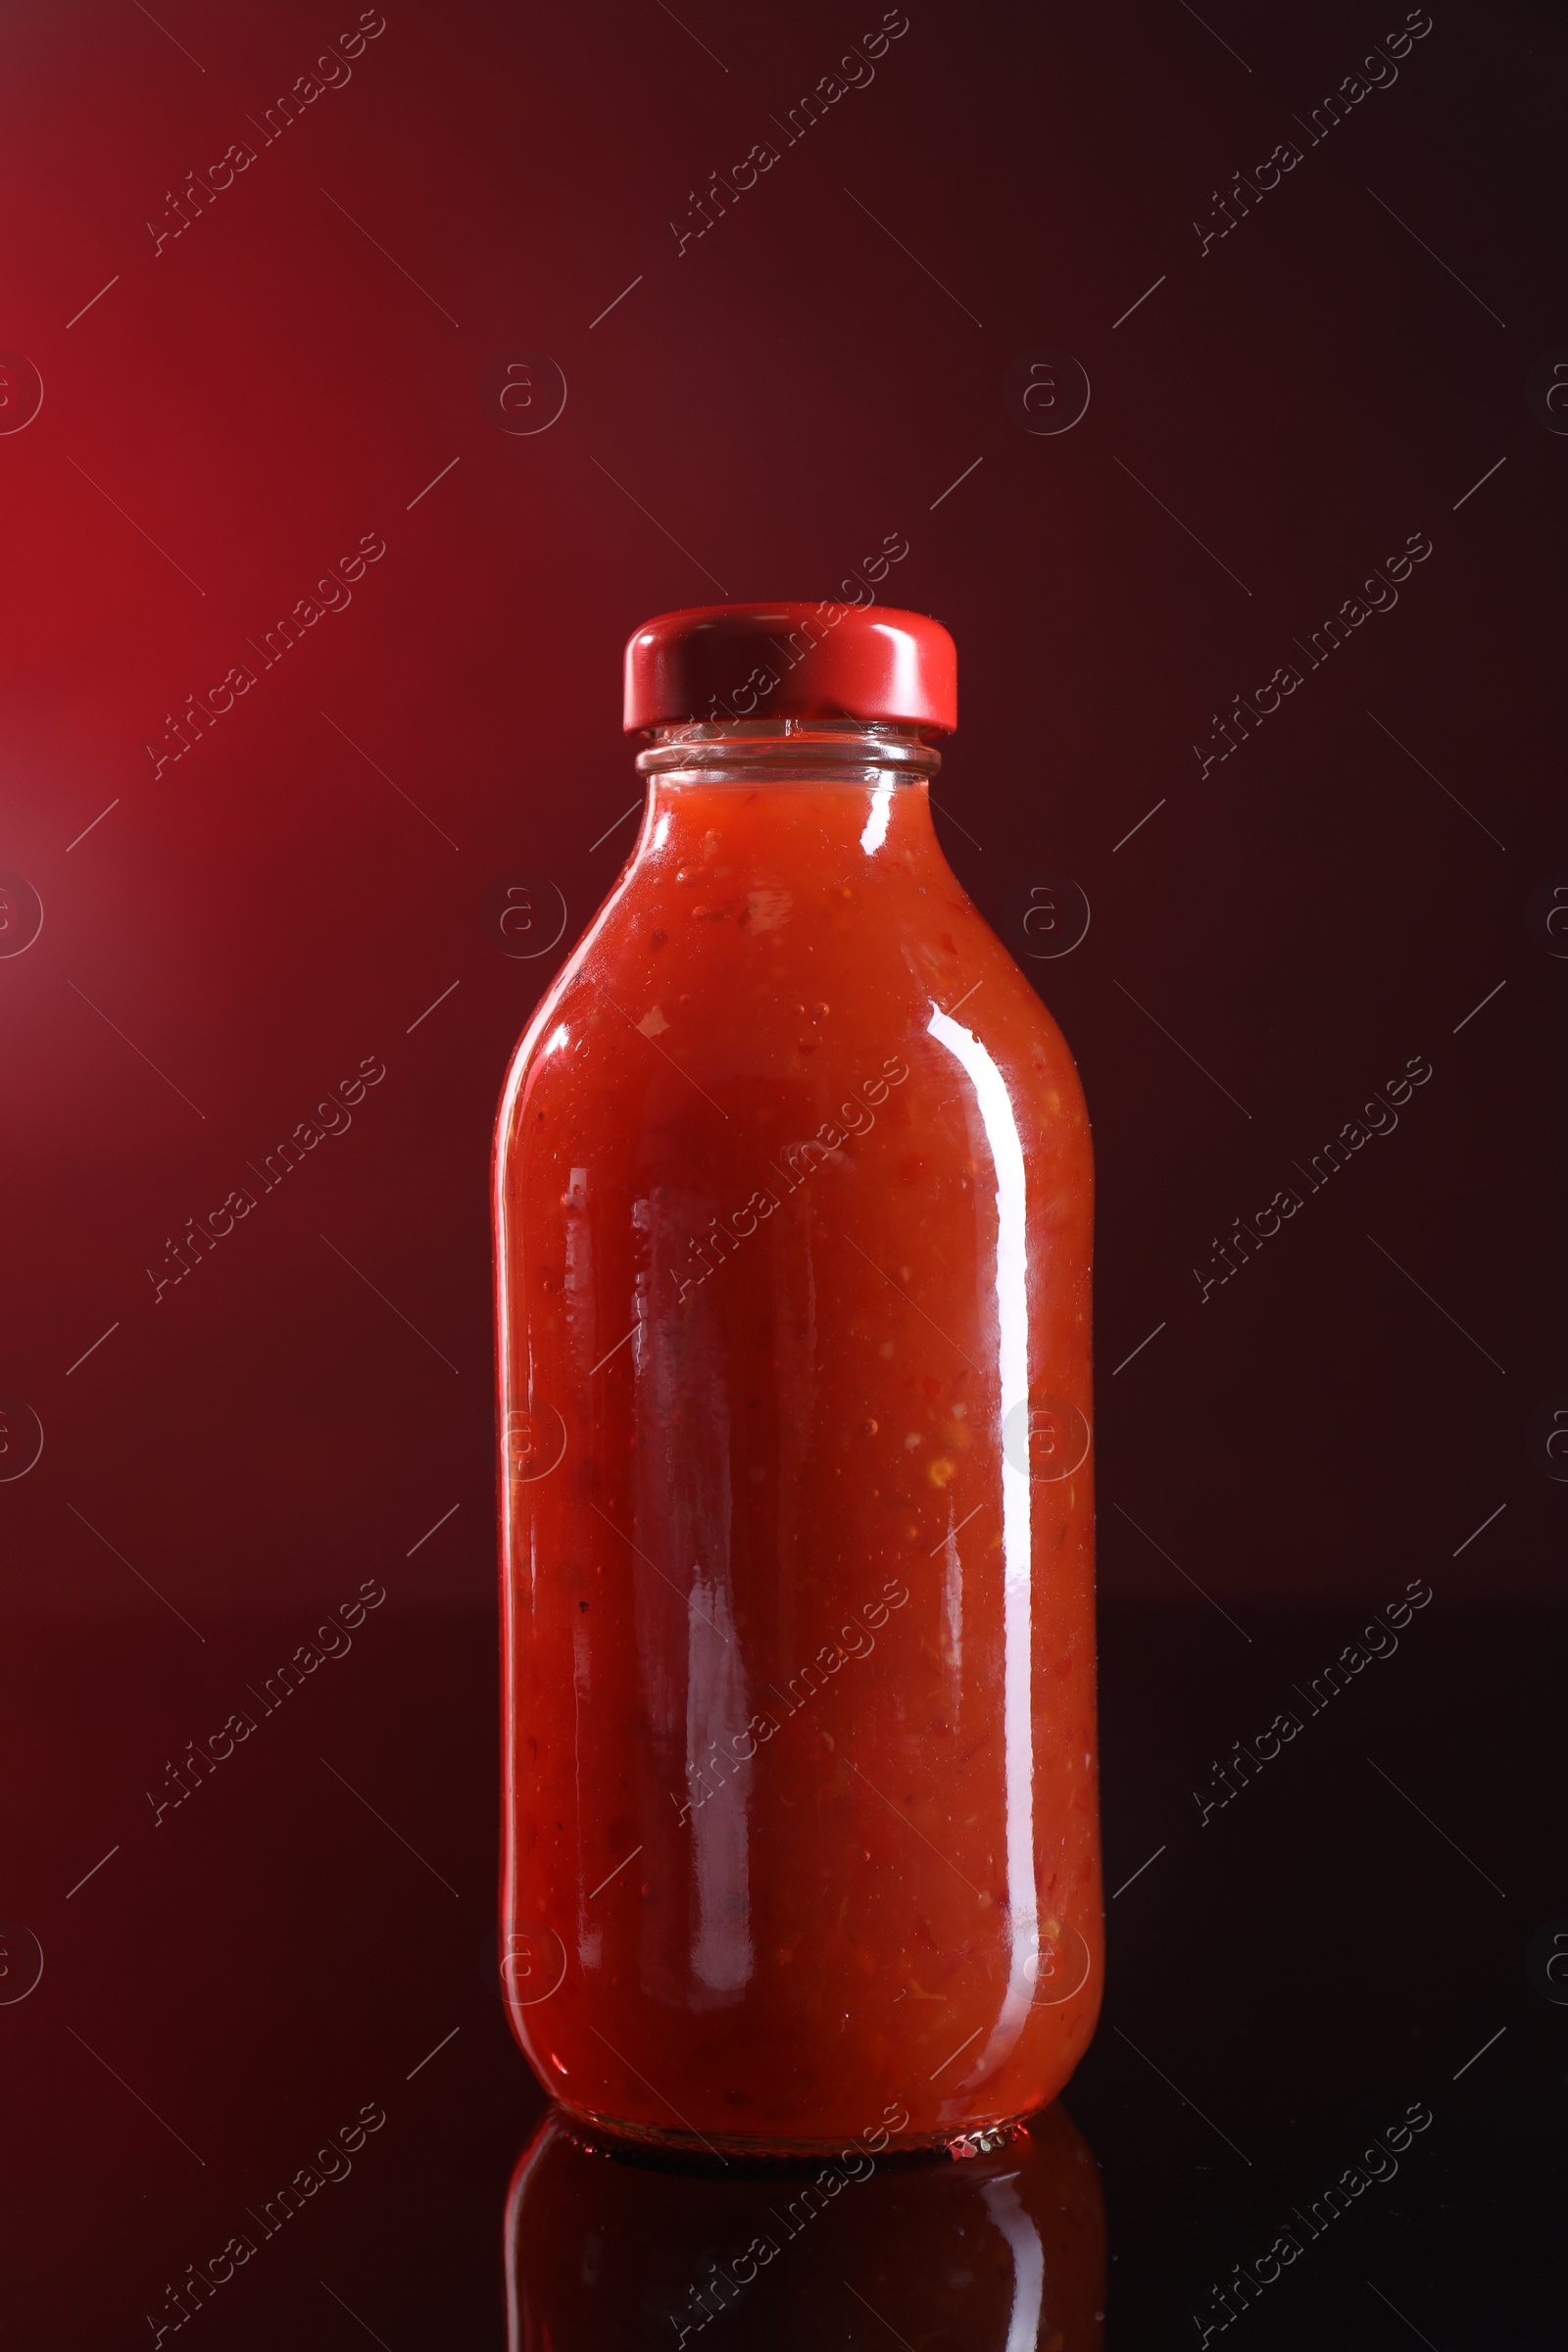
[496,854,1089,1192]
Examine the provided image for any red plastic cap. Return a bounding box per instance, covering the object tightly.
[623,603,956,734]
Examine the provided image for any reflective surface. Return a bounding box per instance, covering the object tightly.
[0,1605,1562,2345]
[505,2099,1105,2348]
[493,735,1100,2147]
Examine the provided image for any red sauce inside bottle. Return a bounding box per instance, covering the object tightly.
[495,713,1100,2153]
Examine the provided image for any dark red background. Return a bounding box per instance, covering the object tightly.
[0,0,1561,2342]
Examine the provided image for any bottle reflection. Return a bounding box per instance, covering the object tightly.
[506,2099,1103,2350]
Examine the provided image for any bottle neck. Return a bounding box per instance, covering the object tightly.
[635,719,942,790]
[628,721,947,874]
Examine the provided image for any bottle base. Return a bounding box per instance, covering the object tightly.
[554,2100,1042,2167]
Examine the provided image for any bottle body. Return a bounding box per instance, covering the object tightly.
[493,724,1100,2152]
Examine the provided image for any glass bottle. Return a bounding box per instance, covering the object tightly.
[493,604,1100,2154]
